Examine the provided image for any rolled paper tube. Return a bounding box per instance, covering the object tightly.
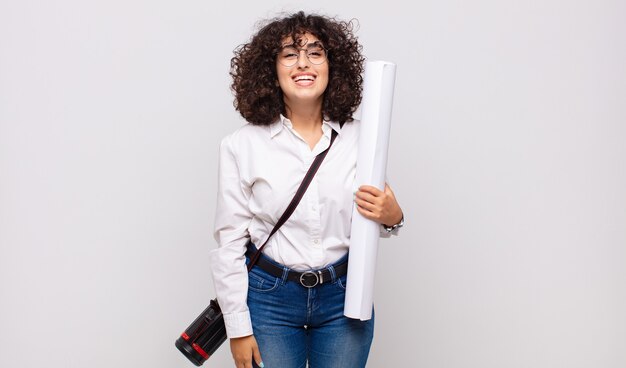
[344,60,397,320]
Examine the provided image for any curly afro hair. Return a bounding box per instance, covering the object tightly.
[230,11,365,126]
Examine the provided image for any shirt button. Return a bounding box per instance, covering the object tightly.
[313,239,320,245]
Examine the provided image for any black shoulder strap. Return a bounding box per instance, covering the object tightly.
[246,129,338,271]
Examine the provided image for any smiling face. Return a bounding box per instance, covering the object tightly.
[276,32,329,112]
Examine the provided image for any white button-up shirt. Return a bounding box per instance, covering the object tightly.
[209,115,394,338]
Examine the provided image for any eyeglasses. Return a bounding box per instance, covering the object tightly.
[277,43,328,67]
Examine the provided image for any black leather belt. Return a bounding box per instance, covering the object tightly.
[246,247,348,288]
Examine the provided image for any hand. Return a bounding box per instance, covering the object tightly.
[230,335,263,368]
[355,183,403,226]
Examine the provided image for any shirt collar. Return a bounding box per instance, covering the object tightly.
[269,115,342,138]
[325,120,342,134]
[268,116,286,138]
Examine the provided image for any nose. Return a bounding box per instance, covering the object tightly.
[296,49,310,68]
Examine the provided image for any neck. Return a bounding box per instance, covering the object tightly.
[284,101,323,132]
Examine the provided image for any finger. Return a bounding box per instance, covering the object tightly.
[358,185,384,196]
[354,197,378,213]
[355,190,379,204]
[253,346,264,368]
[356,203,380,221]
[384,183,396,198]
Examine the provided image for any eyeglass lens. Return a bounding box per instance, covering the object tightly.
[278,43,327,66]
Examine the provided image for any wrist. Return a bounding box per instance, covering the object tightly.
[383,212,403,228]
[383,214,404,233]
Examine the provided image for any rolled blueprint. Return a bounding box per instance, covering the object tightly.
[344,60,397,320]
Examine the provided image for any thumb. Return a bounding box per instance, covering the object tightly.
[252,344,264,368]
[384,183,395,197]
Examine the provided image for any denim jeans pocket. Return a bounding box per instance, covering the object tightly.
[334,274,347,291]
[248,267,280,293]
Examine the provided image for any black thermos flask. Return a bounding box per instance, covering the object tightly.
[175,299,227,366]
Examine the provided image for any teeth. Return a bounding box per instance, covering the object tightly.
[294,75,315,82]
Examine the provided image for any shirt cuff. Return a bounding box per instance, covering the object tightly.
[223,310,254,338]
[379,216,404,238]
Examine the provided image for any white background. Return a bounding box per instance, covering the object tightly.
[1,0,625,367]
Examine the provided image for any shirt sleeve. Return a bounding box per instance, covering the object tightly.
[208,134,254,338]
[379,224,393,238]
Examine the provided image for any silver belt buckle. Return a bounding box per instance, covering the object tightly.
[299,271,319,288]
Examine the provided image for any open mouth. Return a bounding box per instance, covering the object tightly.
[293,74,316,85]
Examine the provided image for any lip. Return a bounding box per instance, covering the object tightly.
[291,72,317,84]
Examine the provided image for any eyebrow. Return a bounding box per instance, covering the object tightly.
[280,40,324,48]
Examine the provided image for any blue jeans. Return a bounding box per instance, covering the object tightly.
[246,252,374,368]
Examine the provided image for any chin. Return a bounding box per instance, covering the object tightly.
[286,91,324,102]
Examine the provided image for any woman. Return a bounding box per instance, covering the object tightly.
[209,11,404,368]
